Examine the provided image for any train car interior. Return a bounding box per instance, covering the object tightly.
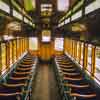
[0,0,100,100]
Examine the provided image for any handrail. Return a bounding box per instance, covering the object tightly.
[59,65,74,68]
[10,76,29,80]
[0,92,21,96]
[64,76,82,81]
[63,72,80,76]
[0,90,29,96]
[56,59,70,62]
[64,83,89,88]
[18,63,33,67]
[60,68,76,71]
[14,71,32,75]
[23,59,32,61]
[59,64,74,66]
[70,93,96,98]
[21,60,33,63]
[17,67,32,70]
[2,83,27,87]
[58,62,72,64]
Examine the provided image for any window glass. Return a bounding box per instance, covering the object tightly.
[85,0,99,14]
[65,18,70,24]
[55,38,64,51]
[87,44,92,72]
[13,10,22,20]
[95,46,100,81]
[72,10,82,21]
[0,1,10,13]
[42,36,51,42]
[29,37,38,50]
[57,0,69,11]
[1,43,6,75]
[24,0,36,11]
[42,30,51,42]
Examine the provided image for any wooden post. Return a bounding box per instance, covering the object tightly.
[16,39,18,60]
[12,40,14,64]
[79,42,82,64]
[91,46,96,77]
[0,43,2,75]
[6,41,10,69]
[83,43,88,70]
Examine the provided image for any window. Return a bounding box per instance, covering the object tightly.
[29,37,38,50]
[1,43,6,75]
[41,4,52,11]
[42,30,51,42]
[55,38,64,51]
[32,0,36,9]
[41,4,52,16]
[95,46,100,81]
[24,17,29,24]
[13,10,22,20]
[24,0,36,11]
[72,10,82,21]
[41,4,52,8]
[42,36,51,42]
[0,1,10,13]
[57,0,69,11]
[65,18,70,24]
[87,45,92,73]
[85,0,100,15]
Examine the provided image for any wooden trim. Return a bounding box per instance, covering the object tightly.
[0,43,2,75]
[79,42,82,64]
[12,40,14,64]
[16,38,18,60]
[6,42,10,69]
[83,43,88,69]
[91,46,96,77]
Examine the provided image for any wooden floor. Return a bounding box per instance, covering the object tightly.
[31,62,61,100]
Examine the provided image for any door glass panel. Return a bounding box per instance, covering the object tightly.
[55,38,64,51]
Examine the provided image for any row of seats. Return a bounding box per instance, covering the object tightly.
[0,52,37,100]
[54,54,99,100]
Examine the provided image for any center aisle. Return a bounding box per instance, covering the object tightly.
[31,62,61,100]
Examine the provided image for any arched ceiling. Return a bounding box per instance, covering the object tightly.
[1,0,100,45]
[15,0,78,30]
